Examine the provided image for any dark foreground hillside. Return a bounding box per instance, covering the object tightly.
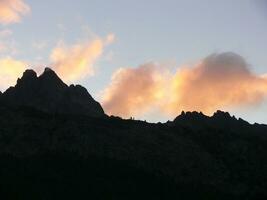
[0,106,267,199]
[0,68,267,199]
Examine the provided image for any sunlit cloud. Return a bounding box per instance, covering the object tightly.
[50,34,115,82]
[0,32,115,90]
[0,0,30,25]
[0,57,27,91]
[102,52,267,118]
[102,62,168,117]
[165,52,267,116]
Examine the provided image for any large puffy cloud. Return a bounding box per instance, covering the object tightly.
[102,63,167,117]
[0,57,27,91]
[102,52,267,118]
[50,34,114,82]
[165,52,267,115]
[0,0,30,25]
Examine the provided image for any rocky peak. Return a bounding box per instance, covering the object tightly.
[1,68,105,118]
[212,110,233,120]
[174,111,207,121]
[16,69,38,86]
[172,110,244,128]
[38,67,67,89]
[41,67,58,78]
[22,69,37,80]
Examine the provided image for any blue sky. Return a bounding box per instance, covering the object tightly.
[0,0,267,123]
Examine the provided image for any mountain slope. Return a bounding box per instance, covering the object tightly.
[1,68,105,117]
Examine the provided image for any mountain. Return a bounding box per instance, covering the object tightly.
[0,69,267,200]
[0,68,105,118]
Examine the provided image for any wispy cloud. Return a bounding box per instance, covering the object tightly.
[102,52,267,118]
[50,34,115,82]
[0,0,30,25]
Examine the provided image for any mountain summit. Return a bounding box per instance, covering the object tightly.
[1,68,105,117]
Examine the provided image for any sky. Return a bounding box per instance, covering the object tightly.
[0,0,267,123]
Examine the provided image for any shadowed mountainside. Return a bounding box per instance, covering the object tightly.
[0,69,267,199]
[0,68,105,118]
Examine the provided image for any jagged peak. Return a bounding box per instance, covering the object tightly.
[179,110,206,118]
[1,67,105,117]
[12,68,67,90]
[16,69,38,86]
[174,110,242,124]
[44,67,53,72]
[212,110,233,119]
[40,67,58,77]
[174,111,208,122]
[38,67,67,88]
[22,69,37,79]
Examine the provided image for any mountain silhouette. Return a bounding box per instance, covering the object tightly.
[0,68,267,200]
[0,68,105,117]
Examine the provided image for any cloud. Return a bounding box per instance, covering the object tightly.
[0,57,27,91]
[165,52,267,115]
[101,52,267,118]
[102,63,168,117]
[0,32,115,90]
[50,34,115,82]
[0,0,30,25]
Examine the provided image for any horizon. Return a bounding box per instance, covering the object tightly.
[0,0,267,124]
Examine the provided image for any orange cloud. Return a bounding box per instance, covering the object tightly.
[0,0,30,25]
[102,52,267,118]
[50,34,114,82]
[166,53,267,115]
[0,57,27,91]
[102,63,167,118]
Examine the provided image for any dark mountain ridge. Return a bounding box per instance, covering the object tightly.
[0,69,267,200]
[0,68,105,118]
